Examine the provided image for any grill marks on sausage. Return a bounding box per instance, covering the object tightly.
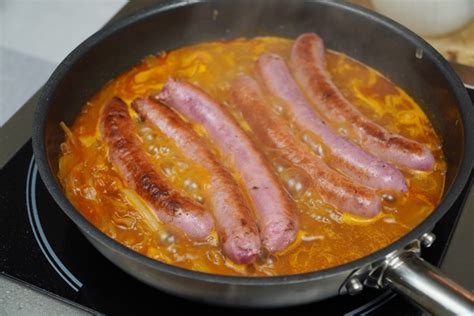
[230,76,381,218]
[100,97,214,240]
[132,97,260,264]
[290,33,435,171]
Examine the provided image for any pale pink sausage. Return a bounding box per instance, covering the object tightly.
[132,97,261,264]
[155,79,298,253]
[256,53,407,192]
[231,76,381,218]
[290,33,435,171]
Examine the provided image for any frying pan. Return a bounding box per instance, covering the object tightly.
[32,0,473,314]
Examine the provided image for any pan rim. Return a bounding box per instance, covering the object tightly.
[32,0,474,286]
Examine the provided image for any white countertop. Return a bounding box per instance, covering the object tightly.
[0,0,127,127]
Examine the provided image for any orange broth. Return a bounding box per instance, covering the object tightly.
[58,37,445,276]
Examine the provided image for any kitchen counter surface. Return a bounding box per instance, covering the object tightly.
[0,276,90,316]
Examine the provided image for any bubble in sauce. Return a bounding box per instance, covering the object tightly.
[176,161,189,171]
[338,127,348,137]
[305,196,326,208]
[280,167,311,199]
[168,245,178,255]
[271,157,291,174]
[184,178,199,192]
[329,211,343,223]
[195,195,205,204]
[160,162,175,177]
[301,132,324,157]
[144,133,155,142]
[311,143,324,157]
[311,213,331,224]
[147,145,159,155]
[160,146,170,155]
[274,103,285,115]
[382,193,396,203]
[159,231,176,246]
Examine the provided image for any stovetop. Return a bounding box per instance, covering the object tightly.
[1,140,471,316]
[1,132,473,316]
[0,1,473,315]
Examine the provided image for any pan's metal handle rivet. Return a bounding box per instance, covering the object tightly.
[420,232,436,248]
[346,278,364,295]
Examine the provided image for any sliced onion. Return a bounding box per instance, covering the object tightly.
[122,188,161,232]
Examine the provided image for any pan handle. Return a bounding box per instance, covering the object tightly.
[382,251,473,315]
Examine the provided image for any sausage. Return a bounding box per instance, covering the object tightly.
[230,76,381,218]
[100,96,214,240]
[155,79,298,253]
[290,33,435,171]
[132,97,261,264]
[255,53,407,193]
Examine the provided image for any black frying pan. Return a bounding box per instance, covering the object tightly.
[32,1,473,314]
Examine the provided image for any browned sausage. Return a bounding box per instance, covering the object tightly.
[132,97,261,264]
[100,96,214,240]
[230,76,381,218]
[290,33,435,171]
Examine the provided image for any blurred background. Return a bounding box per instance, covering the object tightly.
[1,0,473,127]
[0,0,127,126]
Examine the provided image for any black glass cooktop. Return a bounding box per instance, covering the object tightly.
[0,138,471,315]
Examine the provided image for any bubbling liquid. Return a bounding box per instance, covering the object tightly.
[58,37,445,276]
